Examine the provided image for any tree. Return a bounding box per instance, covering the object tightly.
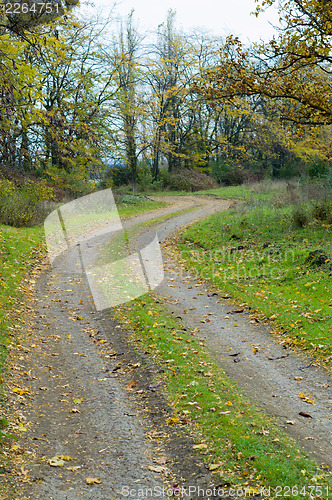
[194,1,332,127]
[106,12,144,192]
[0,12,119,195]
[1,0,79,33]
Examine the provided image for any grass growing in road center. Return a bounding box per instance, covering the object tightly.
[116,295,331,497]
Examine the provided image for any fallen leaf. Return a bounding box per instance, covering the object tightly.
[299,411,313,418]
[17,423,28,432]
[12,388,29,396]
[148,465,167,473]
[193,443,208,450]
[299,393,314,404]
[67,466,82,471]
[208,463,222,471]
[152,456,168,465]
[252,347,259,355]
[166,416,180,426]
[48,457,65,467]
[86,477,102,485]
[124,381,138,391]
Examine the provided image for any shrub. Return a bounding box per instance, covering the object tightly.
[291,207,309,228]
[312,201,332,223]
[210,160,245,186]
[45,165,93,197]
[0,179,54,227]
[137,164,164,192]
[307,158,330,179]
[101,164,131,189]
[164,169,217,192]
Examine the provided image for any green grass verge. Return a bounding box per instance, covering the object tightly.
[195,180,286,201]
[115,295,331,497]
[176,202,332,368]
[0,224,44,498]
[0,225,44,382]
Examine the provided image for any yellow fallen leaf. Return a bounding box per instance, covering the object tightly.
[209,463,222,471]
[148,465,167,473]
[20,466,29,478]
[12,388,29,396]
[147,311,153,316]
[299,393,314,404]
[86,477,102,485]
[252,347,259,355]
[153,456,168,465]
[48,457,65,467]
[58,455,74,461]
[70,408,80,413]
[193,443,208,450]
[166,416,180,426]
[124,381,138,391]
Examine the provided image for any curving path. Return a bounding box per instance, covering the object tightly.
[11,195,331,500]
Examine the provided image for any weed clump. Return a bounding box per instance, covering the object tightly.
[291,208,309,228]
[312,201,332,223]
[306,249,330,267]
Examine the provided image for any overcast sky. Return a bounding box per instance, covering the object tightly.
[84,0,280,42]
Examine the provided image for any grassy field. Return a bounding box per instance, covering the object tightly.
[174,181,332,368]
[116,295,331,497]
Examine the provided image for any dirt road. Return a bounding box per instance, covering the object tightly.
[8,195,331,500]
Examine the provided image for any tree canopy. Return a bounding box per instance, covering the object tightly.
[0,2,331,195]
